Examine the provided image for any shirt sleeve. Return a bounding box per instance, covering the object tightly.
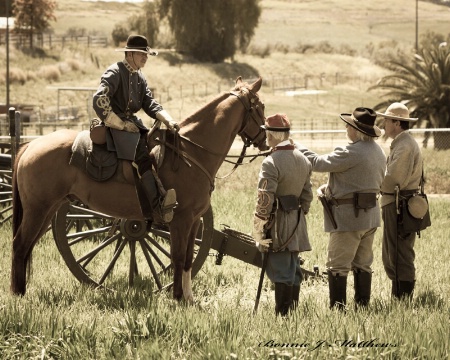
[141,76,163,119]
[92,67,120,121]
[255,158,278,219]
[300,146,353,173]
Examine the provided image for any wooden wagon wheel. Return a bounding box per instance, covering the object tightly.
[0,154,13,225]
[52,201,214,291]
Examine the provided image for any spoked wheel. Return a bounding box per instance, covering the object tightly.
[0,168,13,225]
[52,201,214,291]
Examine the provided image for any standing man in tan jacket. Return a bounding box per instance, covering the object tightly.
[377,103,422,300]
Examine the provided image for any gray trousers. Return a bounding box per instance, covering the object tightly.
[382,203,416,282]
[264,251,303,286]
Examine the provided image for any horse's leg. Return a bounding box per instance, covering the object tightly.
[182,219,201,303]
[169,214,195,301]
[11,200,63,295]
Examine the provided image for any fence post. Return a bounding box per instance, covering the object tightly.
[8,107,20,169]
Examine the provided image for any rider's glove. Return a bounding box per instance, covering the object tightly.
[156,110,180,133]
[105,112,139,133]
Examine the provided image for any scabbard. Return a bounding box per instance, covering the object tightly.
[253,252,269,315]
[318,195,337,229]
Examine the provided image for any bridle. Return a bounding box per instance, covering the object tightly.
[230,86,267,149]
[206,86,267,180]
[156,84,268,189]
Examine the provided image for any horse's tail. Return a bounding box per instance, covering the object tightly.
[12,143,28,237]
[11,143,30,295]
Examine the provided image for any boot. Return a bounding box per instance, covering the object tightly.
[353,270,371,308]
[291,284,301,311]
[392,280,415,300]
[140,171,177,223]
[328,271,347,310]
[274,283,293,317]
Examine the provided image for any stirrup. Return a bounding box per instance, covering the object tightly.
[160,188,177,223]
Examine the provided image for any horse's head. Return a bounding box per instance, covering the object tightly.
[232,77,269,151]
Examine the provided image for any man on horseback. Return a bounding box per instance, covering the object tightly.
[93,34,178,223]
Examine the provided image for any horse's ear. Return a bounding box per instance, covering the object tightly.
[250,77,262,92]
[235,76,243,84]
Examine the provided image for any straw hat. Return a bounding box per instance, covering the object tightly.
[376,102,418,122]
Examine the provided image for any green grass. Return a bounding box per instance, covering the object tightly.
[0,156,449,358]
[1,1,449,358]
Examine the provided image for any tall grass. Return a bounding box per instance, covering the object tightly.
[0,153,448,359]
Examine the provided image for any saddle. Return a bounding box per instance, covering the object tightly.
[70,130,166,182]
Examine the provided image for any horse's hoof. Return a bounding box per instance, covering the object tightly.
[184,293,194,305]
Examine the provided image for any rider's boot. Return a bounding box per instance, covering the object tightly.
[140,171,177,223]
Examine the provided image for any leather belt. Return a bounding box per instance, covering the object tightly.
[331,198,353,206]
[381,190,417,196]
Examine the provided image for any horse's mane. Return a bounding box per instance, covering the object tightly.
[181,91,229,125]
[181,80,249,125]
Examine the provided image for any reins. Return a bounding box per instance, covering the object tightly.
[156,85,267,189]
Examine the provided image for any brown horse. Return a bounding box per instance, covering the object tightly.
[11,77,267,301]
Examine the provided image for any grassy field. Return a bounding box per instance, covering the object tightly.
[0,2,449,358]
[0,161,448,358]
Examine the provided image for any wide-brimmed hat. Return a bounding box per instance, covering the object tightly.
[261,113,291,132]
[376,102,418,122]
[340,107,381,137]
[115,35,158,56]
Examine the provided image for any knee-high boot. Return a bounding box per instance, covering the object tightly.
[392,280,415,300]
[291,284,300,311]
[275,283,293,317]
[140,171,176,223]
[353,270,372,307]
[328,271,347,310]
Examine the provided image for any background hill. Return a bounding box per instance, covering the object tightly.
[2,0,450,131]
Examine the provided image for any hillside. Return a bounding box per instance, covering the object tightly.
[2,0,450,129]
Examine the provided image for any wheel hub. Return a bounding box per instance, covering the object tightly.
[119,219,148,240]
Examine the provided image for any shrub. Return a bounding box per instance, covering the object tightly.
[111,25,129,47]
[39,65,61,82]
[9,67,27,85]
[65,59,82,71]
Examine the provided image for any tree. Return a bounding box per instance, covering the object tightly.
[128,1,160,48]
[13,0,56,49]
[159,0,261,63]
[371,42,450,150]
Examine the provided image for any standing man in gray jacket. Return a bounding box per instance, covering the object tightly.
[377,103,422,300]
[252,113,313,316]
[298,107,386,310]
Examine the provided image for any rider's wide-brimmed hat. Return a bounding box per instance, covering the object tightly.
[340,107,381,137]
[261,113,291,132]
[115,35,158,56]
[376,102,418,122]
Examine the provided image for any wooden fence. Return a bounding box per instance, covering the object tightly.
[0,33,108,48]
